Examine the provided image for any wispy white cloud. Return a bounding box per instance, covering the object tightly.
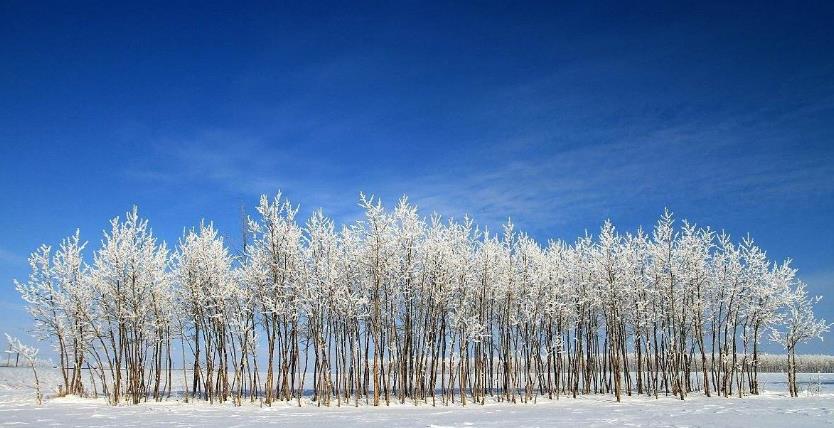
[120,46,834,235]
[801,269,834,292]
[0,247,25,266]
[389,122,834,235]
[123,110,834,237]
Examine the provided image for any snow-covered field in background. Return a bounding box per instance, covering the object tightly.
[1,367,832,427]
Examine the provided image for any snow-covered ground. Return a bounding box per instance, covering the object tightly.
[1,367,832,427]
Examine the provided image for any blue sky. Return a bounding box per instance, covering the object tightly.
[1,1,833,353]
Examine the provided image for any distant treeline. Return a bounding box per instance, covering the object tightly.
[754,354,834,373]
[618,354,834,374]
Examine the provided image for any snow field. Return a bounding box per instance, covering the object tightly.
[1,367,832,427]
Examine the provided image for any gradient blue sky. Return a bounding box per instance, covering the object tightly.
[1,1,833,353]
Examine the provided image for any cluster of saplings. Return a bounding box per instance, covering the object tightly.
[15,193,830,406]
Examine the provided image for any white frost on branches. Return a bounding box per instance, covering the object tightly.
[12,195,830,405]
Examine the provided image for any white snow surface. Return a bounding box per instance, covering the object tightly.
[1,367,832,427]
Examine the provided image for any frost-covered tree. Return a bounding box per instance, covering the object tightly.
[770,282,831,396]
[89,206,170,404]
[243,193,303,404]
[173,221,234,403]
[4,334,42,404]
[15,230,88,396]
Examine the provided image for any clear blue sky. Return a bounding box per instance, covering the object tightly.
[1,1,833,353]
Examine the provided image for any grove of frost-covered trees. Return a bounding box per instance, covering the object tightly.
[14,193,831,406]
